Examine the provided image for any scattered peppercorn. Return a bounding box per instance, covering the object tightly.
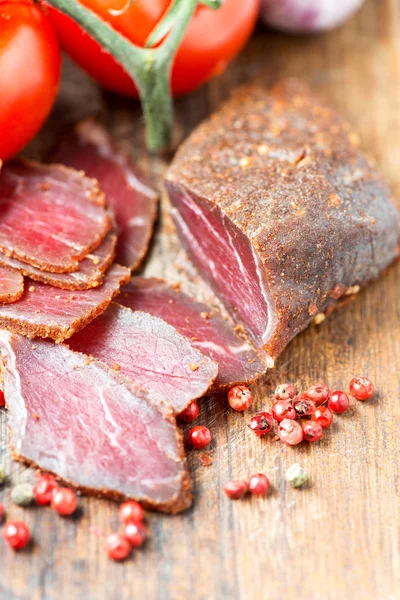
[274,384,296,401]
[285,463,308,488]
[188,425,212,449]
[33,474,58,506]
[272,400,296,422]
[349,377,375,400]
[105,532,131,561]
[0,465,6,485]
[303,420,323,442]
[0,503,5,523]
[328,391,350,414]
[304,384,331,405]
[227,385,253,411]
[0,390,5,408]
[51,488,77,516]
[122,521,147,547]
[2,521,30,550]
[248,412,274,436]
[311,406,333,428]
[293,396,316,417]
[11,483,34,506]
[279,419,303,445]
[223,480,249,499]
[179,401,199,423]
[248,473,270,495]
[118,501,144,524]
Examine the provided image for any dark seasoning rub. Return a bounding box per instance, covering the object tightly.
[166,79,400,359]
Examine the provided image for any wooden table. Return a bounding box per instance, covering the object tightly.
[1,1,400,598]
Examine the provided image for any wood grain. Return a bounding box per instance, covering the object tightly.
[1,0,400,598]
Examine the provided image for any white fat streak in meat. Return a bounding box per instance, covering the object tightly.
[0,330,27,451]
[251,247,278,346]
[127,216,146,227]
[195,340,253,356]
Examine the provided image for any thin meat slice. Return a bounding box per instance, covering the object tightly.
[50,119,159,271]
[0,267,24,304]
[0,232,117,290]
[68,303,218,414]
[0,264,130,342]
[118,277,268,388]
[0,332,191,513]
[0,160,111,273]
[165,79,400,361]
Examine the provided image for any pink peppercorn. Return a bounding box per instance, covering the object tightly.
[118,501,144,524]
[247,412,274,436]
[293,396,316,417]
[33,474,58,506]
[179,401,199,423]
[328,391,350,414]
[279,419,303,445]
[303,420,323,443]
[105,532,131,561]
[188,426,212,450]
[304,384,331,406]
[0,390,5,408]
[272,400,296,422]
[349,377,375,401]
[223,480,248,499]
[227,385,252,411]
[248,473,270,495]
[274,384,296,401]
[0,503,5,523]
[122,521,147,548]
[2,521,30,550]
[312,406,333,428]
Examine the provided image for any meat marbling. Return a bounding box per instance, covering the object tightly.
[68,302,218,414]
[0,266,24,304]
[118,277,268,388]
[0,332,191,513]
[0,160,111,273]
[165,79,400,360]
[50,119,159,271]
[0,264,130,342]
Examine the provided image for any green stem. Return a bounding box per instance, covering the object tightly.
[45,0,198,151]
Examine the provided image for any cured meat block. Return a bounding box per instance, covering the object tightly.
[165,79,400,360]
[50,119,159,271]
[68,303,218,414]
[0,160,110,273]
[0,232,117,290]
[0,332,191,513]
[0,266,24,304]
[0,264,130,342]
[119,277,268,388]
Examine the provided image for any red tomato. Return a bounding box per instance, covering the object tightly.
[47,0,260,97]
[0,1,60,161]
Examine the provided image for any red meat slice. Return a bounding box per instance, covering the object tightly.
[0,232,117,290]
[118,278,268,388]
[0,332,191,513]
[68,303,218,414]
[0,160,111,273]
[0,264,130,342]
[50,119,159,271]
[0,266,24,304]
[165,80,400,360]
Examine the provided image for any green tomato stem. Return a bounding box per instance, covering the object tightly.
[45,0,199,151]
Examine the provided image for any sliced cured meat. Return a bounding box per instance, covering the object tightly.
[0,264,130,342]
[68,303,218,414]
[0,332,191,513]
[50,119,159,271]
[0,232,117,290]
[165,79,400,360]
[0,160,111,273]
[118,277,268,388]
[0,266,24,304]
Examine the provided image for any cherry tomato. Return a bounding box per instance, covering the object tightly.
[0,1,60,161]
[46,0,260,97]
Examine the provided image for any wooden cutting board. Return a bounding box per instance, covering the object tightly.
[1,1,399,598]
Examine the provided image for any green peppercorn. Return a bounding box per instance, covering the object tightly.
[0,465,6,485]
[285,463,308,488]
[11,483,34,506]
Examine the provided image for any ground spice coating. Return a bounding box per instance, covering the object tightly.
[166,79,400,358]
